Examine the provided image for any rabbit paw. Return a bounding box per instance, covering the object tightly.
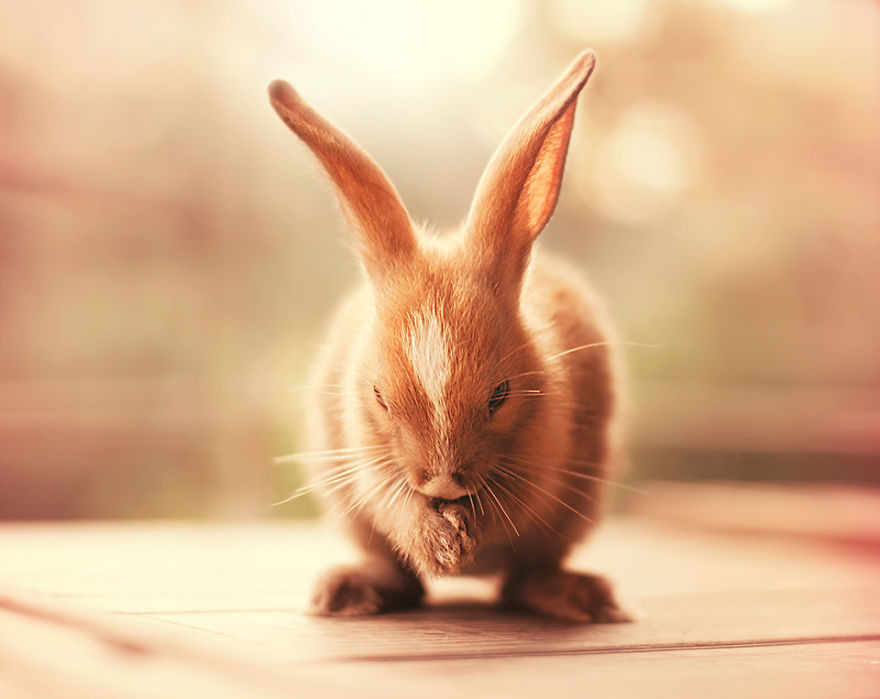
[413,498,476,576]
[310,564,425,616]
[311,567,384,616]
[502,569,632,624]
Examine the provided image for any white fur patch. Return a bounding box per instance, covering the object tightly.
[406,309,450,428]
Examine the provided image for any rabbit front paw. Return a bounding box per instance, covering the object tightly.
[412,498,476,576]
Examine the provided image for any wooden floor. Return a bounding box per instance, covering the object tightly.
[1,514,879,698]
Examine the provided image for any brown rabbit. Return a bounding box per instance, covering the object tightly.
[269,50,630,623]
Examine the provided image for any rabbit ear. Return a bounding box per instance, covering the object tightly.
[269,80,417,282]
[466,51,596,281]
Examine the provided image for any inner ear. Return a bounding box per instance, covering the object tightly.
[514,101,577,238]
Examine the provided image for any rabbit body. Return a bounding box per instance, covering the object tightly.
[271,51,629,622]
[307,251,613,571]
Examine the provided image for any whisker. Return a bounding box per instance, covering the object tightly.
[269,491,309,508]
[496,369,547,383]
[493,464,595,527]
[313,457,390,478]
[474,488,486,517]
[278,444,389,458]
[501,452,604,471]
[498,461,601,505]
[320,458,395,496]
[292,465,376,497]
[336,466,399,519]
[490,477,563,540]
[271,455,393,506]
[500,455,645,494]
[547,340,661,363]
[484,475,520,537]
[297,453,392,486]
[403,484,416,510]
[492,339,536,372]
[477,476,503,539]
[385,478,410,509]
[273,444,389,464]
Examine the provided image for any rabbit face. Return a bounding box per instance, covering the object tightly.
[364,251,546,501]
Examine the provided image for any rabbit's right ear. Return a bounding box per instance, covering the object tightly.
[269,80,417,285]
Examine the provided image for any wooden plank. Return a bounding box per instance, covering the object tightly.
[1,519,879,697]
[2,520,878,661]
[132,587,879,664]
[298,641,880,699]
[2,594,877,699]
[0,601,323,699]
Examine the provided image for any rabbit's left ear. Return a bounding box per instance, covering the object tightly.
[466,51,596,280]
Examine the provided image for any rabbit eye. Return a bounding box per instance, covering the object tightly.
[488,380,509,415]
[373,385,388,411]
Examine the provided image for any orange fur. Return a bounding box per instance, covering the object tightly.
[270,50,629,622]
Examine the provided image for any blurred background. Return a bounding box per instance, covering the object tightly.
[0,0,877,524]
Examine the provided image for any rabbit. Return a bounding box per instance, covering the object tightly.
[269,50,630,623]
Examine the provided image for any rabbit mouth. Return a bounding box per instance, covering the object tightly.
[428,494,473,509]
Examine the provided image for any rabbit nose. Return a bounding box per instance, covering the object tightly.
[418,473,468,500]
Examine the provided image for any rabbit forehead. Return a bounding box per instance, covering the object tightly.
[380,274,514,415]
[405,307,451,407]
[389,267,502,375]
